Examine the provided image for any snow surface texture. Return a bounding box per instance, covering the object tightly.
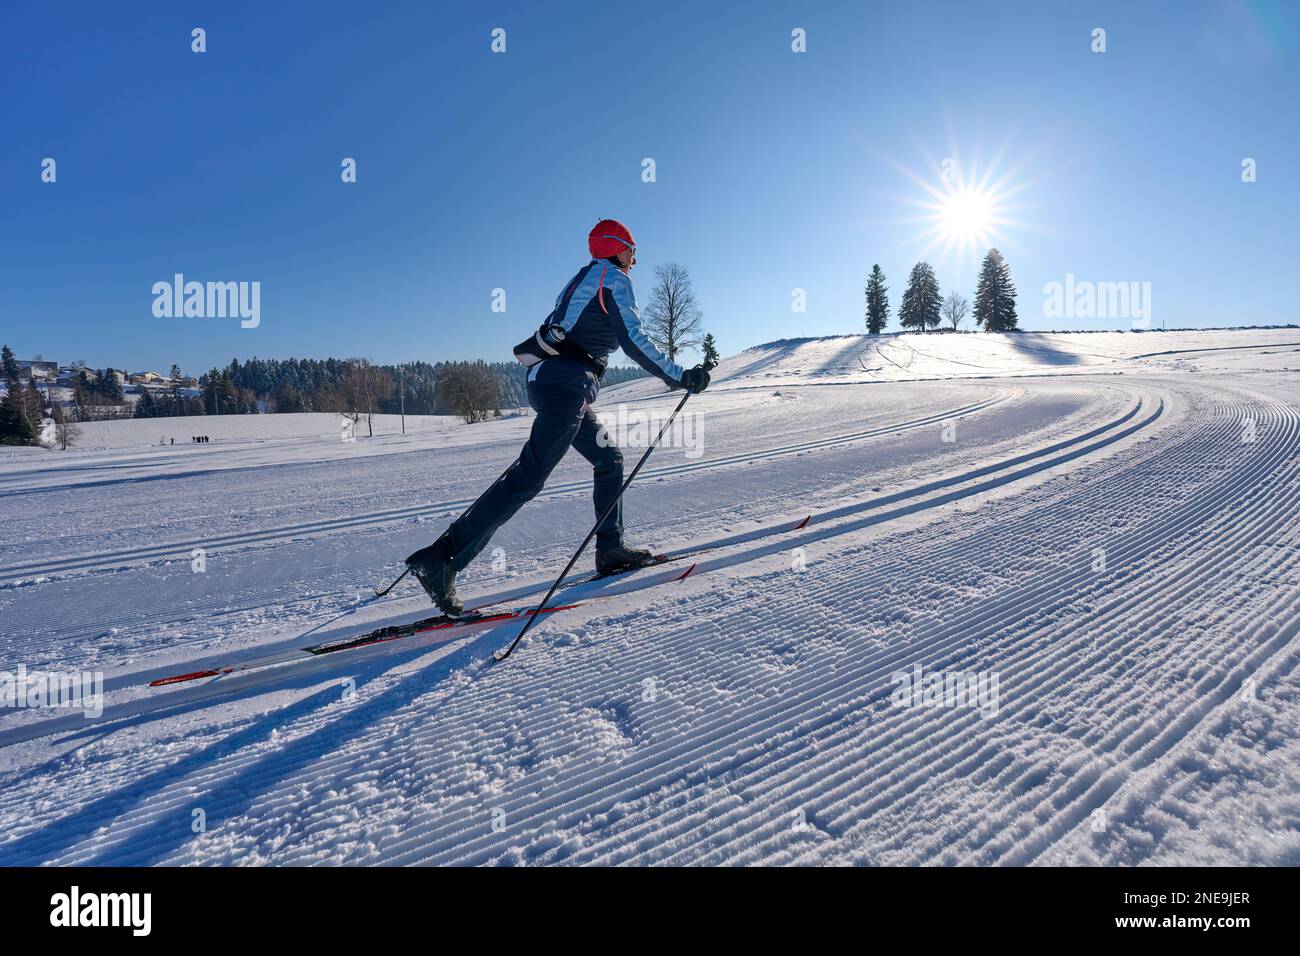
[1,329,1298,866]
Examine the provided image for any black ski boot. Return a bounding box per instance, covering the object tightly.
[405,534,464,615]
[595,543,660,577]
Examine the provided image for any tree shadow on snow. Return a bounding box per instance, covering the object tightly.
[998,333,1086,367]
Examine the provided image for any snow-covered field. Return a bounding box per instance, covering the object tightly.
[2,328,1298,866]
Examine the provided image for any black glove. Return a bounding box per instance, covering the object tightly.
[681,364,711,394]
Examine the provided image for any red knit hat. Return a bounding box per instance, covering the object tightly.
[588,219,636,260]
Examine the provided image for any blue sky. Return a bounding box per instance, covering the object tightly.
[2,0,1296,375]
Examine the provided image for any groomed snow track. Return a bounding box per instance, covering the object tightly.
[2,374,1297,866]
[379,379,1294,866]
[0,386,1150,735]
[0,392,1008,584]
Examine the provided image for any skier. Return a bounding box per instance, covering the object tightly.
[404,219,712,614]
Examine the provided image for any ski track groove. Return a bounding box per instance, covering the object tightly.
[620,391,1298,865]
[2,387,1150,741]
[0,385,1126,686]
[558,392,1290,865]
[212,392,1169,864]
[0,393,1008,582]
[0,384,1153,863]
[754,413,1299,866]
[405,383,1295,865]
[3,377,1296,866]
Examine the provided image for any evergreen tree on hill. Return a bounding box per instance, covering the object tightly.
[898,262,942,332]
[702,333,720,366]
[973,248,1019,332]
[865,264,890,334]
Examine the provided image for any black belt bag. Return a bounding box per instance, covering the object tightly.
[513,324,607,380]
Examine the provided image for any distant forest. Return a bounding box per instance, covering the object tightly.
[2,345,653,445]
[188,357,649,418]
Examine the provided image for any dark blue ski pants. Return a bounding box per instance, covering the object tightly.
[446,358,624,573]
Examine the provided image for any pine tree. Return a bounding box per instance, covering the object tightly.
[203,369,220,414]
[220,371,239,413]
[973,248,1019,331]
[1,345,19,382]
[898,262,942,332]
[701,333,719,366]
[0,346,35,445]
[276,380,304,413]
[101,368,124,403]
[73,369,91,419]
[169,363,183,415]
[24,378,46,438]
[865,265,890,334]
[134,389,158,418]
[0,395,34,444]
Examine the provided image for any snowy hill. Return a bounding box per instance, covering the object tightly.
[2,326,1298,865]
[606,327,1300,398]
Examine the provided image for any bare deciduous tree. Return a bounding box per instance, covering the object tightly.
[942,291,969,331]
[642,263,704,364]
[50,403,79,450]
[436,361,501,424]
[341,359,394,437]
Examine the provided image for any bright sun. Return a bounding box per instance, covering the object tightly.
[887,145,1024,270]
[939,187,996,242]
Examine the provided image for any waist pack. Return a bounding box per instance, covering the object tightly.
[513,324,607,379]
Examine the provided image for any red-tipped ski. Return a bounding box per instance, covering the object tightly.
[148,604,578,688]
[672,562,697,581]
[151,510,812,687]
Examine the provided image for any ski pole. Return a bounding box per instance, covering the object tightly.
[374,455,521,598]
[493,370,710,662]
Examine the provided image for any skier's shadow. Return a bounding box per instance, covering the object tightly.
[1,625,512,866]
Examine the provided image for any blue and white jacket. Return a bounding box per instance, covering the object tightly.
[541,259,686,388]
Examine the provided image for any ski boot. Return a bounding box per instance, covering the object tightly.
[595,543,661,577]
[405,534,464,615]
